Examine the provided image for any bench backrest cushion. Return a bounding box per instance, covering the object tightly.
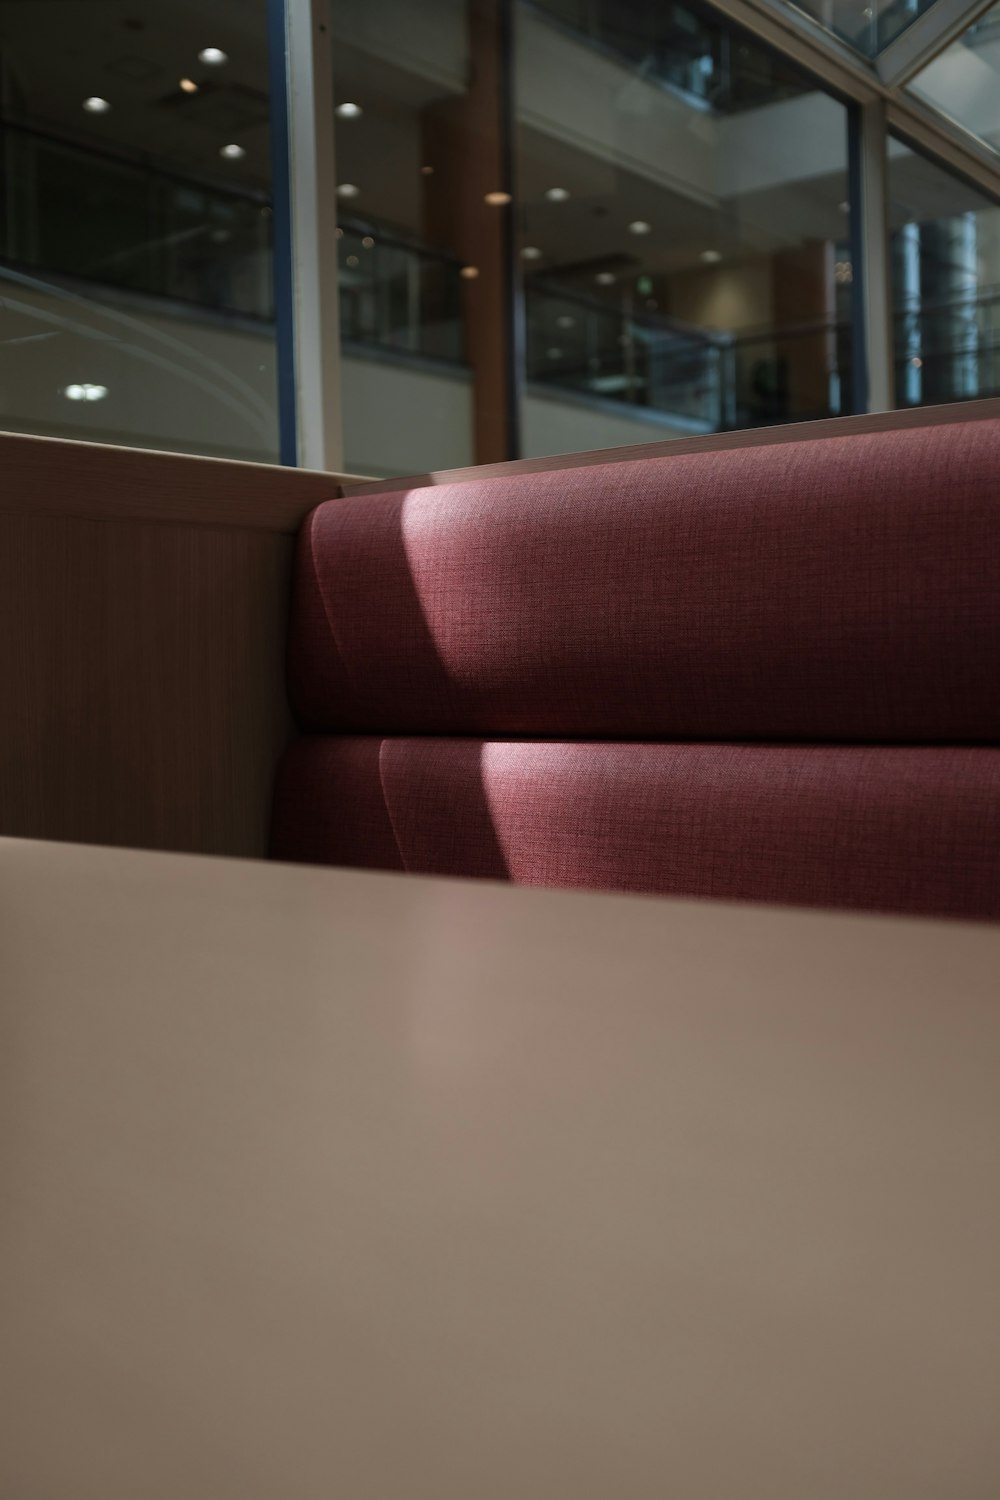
[287,420,1000,743]
[274,418,1000,918]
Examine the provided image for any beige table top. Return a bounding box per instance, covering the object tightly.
[2,835,999,1500]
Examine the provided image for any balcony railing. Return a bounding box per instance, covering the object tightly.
[4,114,999,429]
[0,118,274,321]
[525,281,725,425]
[525,0,809,112]
[727,318,854,427]
[337,220,465,365]
[526,281,853,429]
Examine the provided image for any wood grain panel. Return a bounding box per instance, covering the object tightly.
[339,395,1000,495]
[0,510,293,858]
[0,429,360,531]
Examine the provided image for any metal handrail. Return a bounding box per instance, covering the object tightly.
[338,216,465,269]
[0,113,271,206]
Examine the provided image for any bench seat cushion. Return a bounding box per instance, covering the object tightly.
[271,738,1000,920]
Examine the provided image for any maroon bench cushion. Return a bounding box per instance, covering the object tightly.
[288,420,1000,742]
[271,738,1000,920]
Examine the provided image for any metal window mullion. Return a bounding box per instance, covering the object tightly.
[268,0,343,472]
[858,97,896,411]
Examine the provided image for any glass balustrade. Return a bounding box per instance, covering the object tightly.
[336,220,465,364]
[0,120,273,321]
[524,282,725,426]
[5,109,995,453]
[526,0,809,110]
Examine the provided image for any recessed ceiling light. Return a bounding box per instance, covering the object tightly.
[839,200,850,212]
[362,235,374,248]
[545,187,570,202]
[546,347,563,359]
[199,47,228,65]
[556,315,575,329]
[595,271,616,285]
[335,226,344,239]
[521,246,542,260]
[460,265,480,279]
[484,190,511,206]
[64,383,108,402]
[628,220,651,235]
[179,77,198,93]
[421,165,434,175]
[700,249,722,263]
[346,254,359,267]
[83,96,111,113]
[336,183,360,198]
[335,101,362,118]
[220,143,245,159]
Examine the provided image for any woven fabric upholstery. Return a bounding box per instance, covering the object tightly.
[288,420,1000,742]
[271,738,1000,920]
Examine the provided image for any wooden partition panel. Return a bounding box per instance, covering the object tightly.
[0,432,353,859]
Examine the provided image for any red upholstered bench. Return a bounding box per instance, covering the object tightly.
[271,419,1000,920]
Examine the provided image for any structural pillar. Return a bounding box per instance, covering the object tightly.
[423,0,518,464]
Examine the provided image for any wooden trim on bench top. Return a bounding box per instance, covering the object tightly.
[338,396,1000,496]
[0,430,365,532]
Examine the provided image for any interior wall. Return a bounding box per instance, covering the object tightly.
[521,389,698,459]
[910,41,1000,155]
[716,92,849,198]
[341,351,475,475]
[516,8,719,205]
[0,274,279,462]
[667,261,775,332]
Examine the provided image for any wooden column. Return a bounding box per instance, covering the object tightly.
[772,241,837,420]
[422,0,516,464]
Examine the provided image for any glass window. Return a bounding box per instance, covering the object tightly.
[782,0,937,57]
[907,1,1000,159]
[888,135,1000,407]
[330,0,856,473]
[0,1,277,461]
[517,0,857,458]
[330,0,484,477]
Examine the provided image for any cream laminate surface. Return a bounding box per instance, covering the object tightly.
[2,836,999,1498]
